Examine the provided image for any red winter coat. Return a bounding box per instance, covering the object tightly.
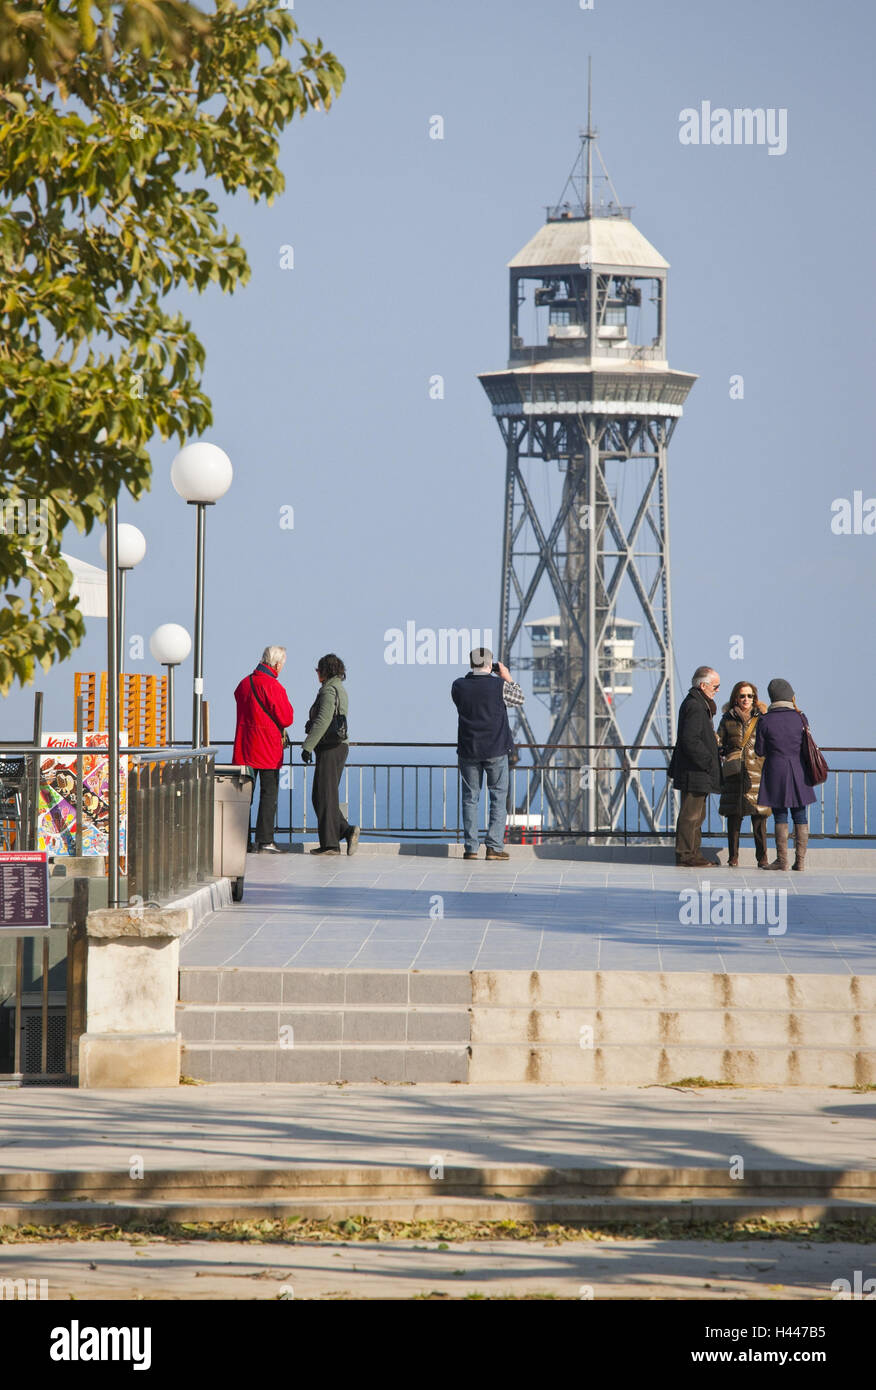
[232,665,294,769]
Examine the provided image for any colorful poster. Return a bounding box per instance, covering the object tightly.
[38,733,127,866]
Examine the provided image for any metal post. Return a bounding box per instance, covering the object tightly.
[118,567,127,677]
[75,693,86,856]
[106,500,120,907]
[191,501,206,749]
[164,663,175,745]
[30,690,43,851]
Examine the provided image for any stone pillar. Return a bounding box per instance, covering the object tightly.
[78,905,191,1088]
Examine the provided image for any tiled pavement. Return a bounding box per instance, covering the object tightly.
[179,851,876,974]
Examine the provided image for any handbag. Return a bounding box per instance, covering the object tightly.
[798,711,828,786]
[249,675,290,749]
[305,683,347,750]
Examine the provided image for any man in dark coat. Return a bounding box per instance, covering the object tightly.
[668,665,722,866]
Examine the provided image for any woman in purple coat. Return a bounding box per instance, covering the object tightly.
[754,678,816,872]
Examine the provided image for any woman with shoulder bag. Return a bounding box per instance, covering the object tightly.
[300,653,359,855]
[754,678,818,872]
[717,680,770,868]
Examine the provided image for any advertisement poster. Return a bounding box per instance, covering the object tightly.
[38,733,127,867]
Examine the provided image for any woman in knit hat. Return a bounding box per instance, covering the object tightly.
[754,679,816,871]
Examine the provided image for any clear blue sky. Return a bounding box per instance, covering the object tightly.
[5,0,875,748]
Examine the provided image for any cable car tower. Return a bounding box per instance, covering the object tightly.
[478,76,697,834]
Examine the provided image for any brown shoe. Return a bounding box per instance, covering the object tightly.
[463,850,479,860]
[679,855,712,868]
[727,857,738,868]
[485,849,510,861]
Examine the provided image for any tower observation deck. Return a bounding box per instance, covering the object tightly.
[478,108,696,836]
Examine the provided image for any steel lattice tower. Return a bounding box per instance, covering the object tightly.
[479,104,696,836]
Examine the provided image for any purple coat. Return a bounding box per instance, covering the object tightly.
[754,707,816,810]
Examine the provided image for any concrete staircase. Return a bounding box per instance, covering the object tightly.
[178,969,470,1083]
[4,1164,875,1227]
[178,968,876,1086]
[469,970,876,1086]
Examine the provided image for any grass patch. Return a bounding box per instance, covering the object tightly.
[667,1077,737,1089]
[2,1214,876,1246]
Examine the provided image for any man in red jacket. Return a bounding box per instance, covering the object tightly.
[232,645,294,853]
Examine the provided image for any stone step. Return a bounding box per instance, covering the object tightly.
[4,1165,873,1203]
[177,1004,470,1045]
[472,970,876,1010]
[2,1195,873,1227]
[470,1006,876,1047]
[179,967,471,1007]
[181,1042,469,1084]
[468,1043,876,1086]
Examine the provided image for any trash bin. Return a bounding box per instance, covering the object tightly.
[213,765,254,902]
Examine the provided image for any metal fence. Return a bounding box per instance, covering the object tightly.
[209,742,876,844]
[0,745,214,1085]
[127,751,215,901]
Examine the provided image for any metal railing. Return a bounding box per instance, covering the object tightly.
[0,743,216,892]
[0,742,214,1086]
[208,741,876,845]
[127,750,215,901]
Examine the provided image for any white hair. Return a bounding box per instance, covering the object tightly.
[692,665,716,686]
[261,645,287,671]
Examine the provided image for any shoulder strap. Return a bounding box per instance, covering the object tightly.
[741,716,759,752]
[249,674,284,734]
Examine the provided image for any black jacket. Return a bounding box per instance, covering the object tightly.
[668,687,722,795]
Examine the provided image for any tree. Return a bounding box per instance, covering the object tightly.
[0,1,344,693]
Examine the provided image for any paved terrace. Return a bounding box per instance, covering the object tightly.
[179,848,876,975]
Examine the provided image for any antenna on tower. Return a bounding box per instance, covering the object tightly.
[585,55,594,218]
[548,60,629,221]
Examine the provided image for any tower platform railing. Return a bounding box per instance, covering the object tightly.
[204,741,876,847]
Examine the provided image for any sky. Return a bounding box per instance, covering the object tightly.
[3,0,875,752]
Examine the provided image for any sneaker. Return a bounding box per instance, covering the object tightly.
[258,843,281,854]
[463,850,479,860]
[485,849,510,861]
[309,846,341,855]
[345,826,360,856]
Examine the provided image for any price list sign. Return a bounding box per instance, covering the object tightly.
[0,851,50,930]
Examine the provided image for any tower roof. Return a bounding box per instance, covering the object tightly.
[508,215,669,275]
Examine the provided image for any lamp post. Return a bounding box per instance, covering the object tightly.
[170,442,233,748]
[100,523,146,675]
[105,499,120,907]
[149,624,192,745]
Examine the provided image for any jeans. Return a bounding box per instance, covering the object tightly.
[772,807,809,825]
[459,755,509,853]
[254,767,280,846]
